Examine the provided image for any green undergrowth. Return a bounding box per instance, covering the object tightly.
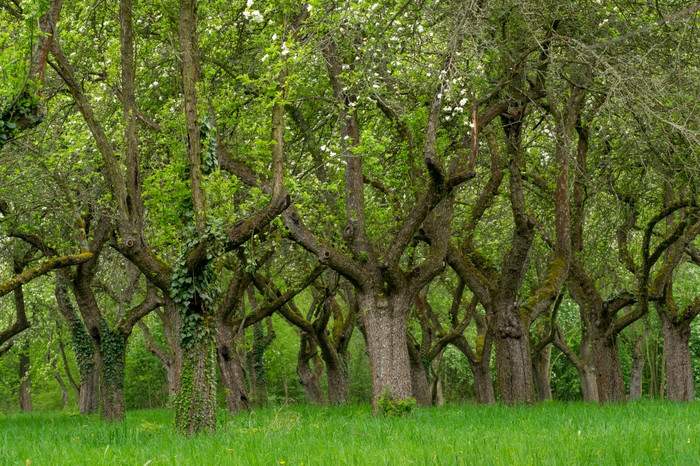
[1,401,700,465]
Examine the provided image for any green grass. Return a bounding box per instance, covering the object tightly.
[1,401,700,465]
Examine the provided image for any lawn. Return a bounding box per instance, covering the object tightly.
[1,402,699,465]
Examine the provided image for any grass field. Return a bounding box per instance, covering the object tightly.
[2,401,700,465]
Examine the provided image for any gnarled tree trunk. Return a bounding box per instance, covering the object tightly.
[661,316,694,401]
[592,335,625,403]
[296,334,324,405]
[362,292,412,406]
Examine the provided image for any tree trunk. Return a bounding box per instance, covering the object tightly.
[453,335,495,405]
[247,321,269,407]
[362,292,412,408]
[473,363,496,404]
[578,336,600,402]
[493,308,534,404]
[532,345,552,401]
[408,341,432,406]
[162,301,183,399]
[324,350,349,405]
[431,375,444,406]
[661,317,694,401]
[79,362,100,415]
[577,364,599,402]
[99,329,127,421]
[317,328,349,404]
[216,322,249,413]
[592,335,625,402]
[296,333,324,405]
[629,335,645,400]
[18,343,32,412]
[175,334,217,435]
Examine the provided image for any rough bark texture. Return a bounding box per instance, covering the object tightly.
[592,336,626,403]
[628,335,645,400]
[452,333,495,405]
[216,322,249,413]
[362,292,412,405]
[661,317,694,401]
[296,334,325,405]
[408,341,432,406]
[532,345,552,401]
[18,343,32,412]
[176,333,217,435]
[494,326,534,404]
[79,364,100,415]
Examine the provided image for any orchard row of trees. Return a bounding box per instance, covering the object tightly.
[1,0,699,434]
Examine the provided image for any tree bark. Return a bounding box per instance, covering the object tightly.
[362,292,412,405]
[661,316,694,401]
[296,334,325,405]
[452,334,495,405]
[592,335,626,403]
[18,342,32,412]
[216,320,249,413]
[628,334,645,400]
[79,362,100,415]
[408,340,432,406]
[532,345,552,401]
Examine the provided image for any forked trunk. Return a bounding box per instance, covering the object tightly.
[362,292,412,409]
[296,333,324,405]
[297,357,324,405]
[661,317,694,401]
[532,345,552,401]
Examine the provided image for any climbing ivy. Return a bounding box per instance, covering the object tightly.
[168,218,225,351]
[99,319,126,389]
[69,319,95,383]
[169,217,225,434]
[0,92,42,148]
[200,114,218,175]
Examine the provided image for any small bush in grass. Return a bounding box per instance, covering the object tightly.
[376,391,416,417]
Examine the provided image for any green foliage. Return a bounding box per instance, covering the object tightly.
[168,218,225,351]
[0,92,42,147]
[199,114,218,175]
[376,391,416,417]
